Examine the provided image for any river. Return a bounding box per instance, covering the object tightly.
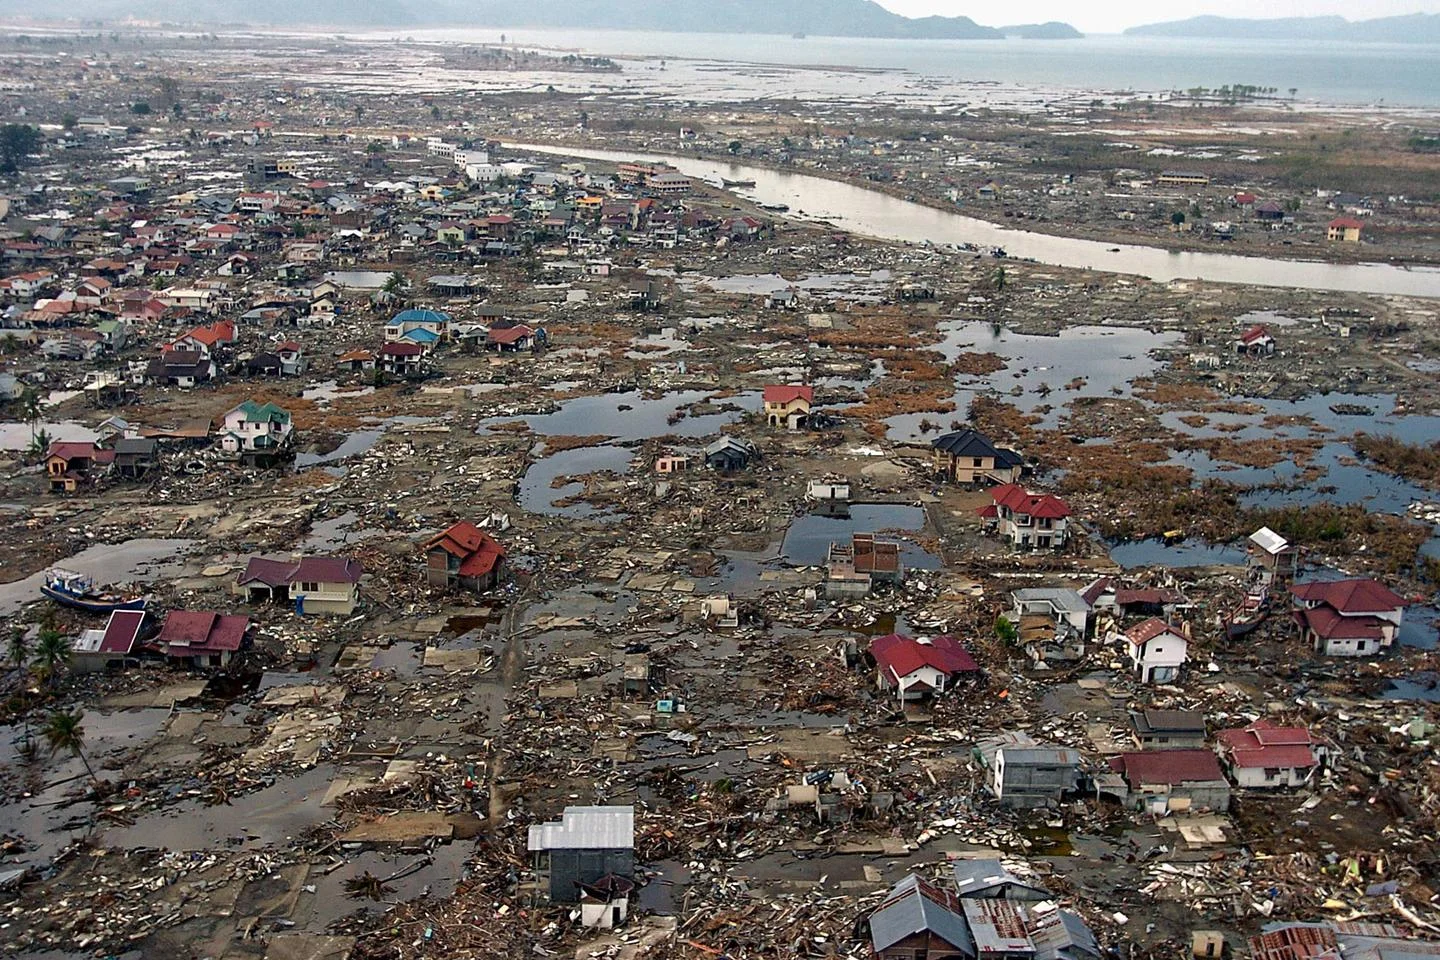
[506,142,1440,298]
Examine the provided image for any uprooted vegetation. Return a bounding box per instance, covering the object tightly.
[1353,433,1440,490]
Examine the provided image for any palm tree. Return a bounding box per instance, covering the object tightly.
[8,625,29,672]
[20,387,41,440]
[29,427,51,460]
[33,628,70,689]
[42,709,94,780]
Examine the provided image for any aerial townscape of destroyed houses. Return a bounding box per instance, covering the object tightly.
[0,23,1439,960]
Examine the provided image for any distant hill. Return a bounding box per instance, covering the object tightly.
[0,0,1080,39]
[998,22,1083,39]
[1124,12,1440,43]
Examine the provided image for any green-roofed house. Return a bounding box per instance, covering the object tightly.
[95,318,130,351]
[219,400,294,462]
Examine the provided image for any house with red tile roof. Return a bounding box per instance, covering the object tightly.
[73,610,149,672]
[1327,217,1363,242]
[1110,750,1230,814]
[762,385,813,430]
[423,522,507,593]
[234,554,364,615]
[1118,618,1190,685]
[1234,323,1275,356]
[869,633,979,703]
[167,319,234,358]
[1290,578,1406,657]
[979,484,1071,551]
[1215,719,1327,789]
[155,610,251,668]
[45,441,115,493]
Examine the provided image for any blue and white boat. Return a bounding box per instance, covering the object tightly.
[40,569,147,614]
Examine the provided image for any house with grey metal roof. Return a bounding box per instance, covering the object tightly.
[528,806,634,904]
[952,859,1052,901]
[991,745,1082,809]
[864,874,975,960]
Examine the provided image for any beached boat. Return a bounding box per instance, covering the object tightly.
[40,569,147,614]
[722,178,757,188]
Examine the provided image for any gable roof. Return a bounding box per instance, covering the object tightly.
[156,611,249,654]
[870,633,979,680]
[1217,720,1319,770]
[1111,749,1225,785]
[392,307,450,325]
[1123,618,1185,648]
[1296,605,1387,641]
[424,522,506,577]
[762,384,813,405]
[1239,324,1273,344]
[932,428,1017,464]
[1249,526,1290,555]
[868,875,973,955]
[1290,579,1405,614]
[990,483,1070,520]
[98,610,145,655]
[236,555,362,587]
[226,399,291,425]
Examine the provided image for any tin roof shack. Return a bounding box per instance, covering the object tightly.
[951,859,1051,901]
[863,874,974,960]
[962,898,1037,960]
[869,633,979,705]
[528,805,634,904]
[1290,578,1406,657]
[703,436,759,472]
[423,522,507,593]
[991,745,1082,809]
[930,428,1025,486]
[1249,922,1440,960]
[1111,750,1230,815]
[578,874,634,930]
[156,611,250,669]
[1131,710,1207,751]
[111,437,157,481]
[1215,720,1327,789]
[72,610,148,673]
[826,533,903,598]
[1248,526,1299,587]
[235,555,364,616]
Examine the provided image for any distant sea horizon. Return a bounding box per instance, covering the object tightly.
[354,27,1440,109]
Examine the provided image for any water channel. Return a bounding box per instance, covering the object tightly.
[506,142,1440,298]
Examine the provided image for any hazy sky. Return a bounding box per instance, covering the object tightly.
[874,0,1438,33]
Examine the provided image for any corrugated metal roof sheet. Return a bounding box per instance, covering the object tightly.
[527,805,634,852]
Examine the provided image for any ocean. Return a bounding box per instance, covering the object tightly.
[361,28,1440,110]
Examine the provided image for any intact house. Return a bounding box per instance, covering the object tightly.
[1327,217,1363,242]
[1290,578,1406,657]
[155,610,251,669]
[1247,526,1299,587]
[703,436,759,472]
[218,400,294,465]
[930,428,1024,486]
[1235,323,1276,356]
[826,533,903,599]
[528,805,634,905]
[868,633,979,704]
[146,348,215,388]
[486,324,538,352]
[423,522,507,592]
[46,441,114,493]
[379,342,428,377]
[1118,618,1190,684]
[1110,750,1231,815]
[111,438,157,480]
[1215,720,1328,789]
[72,609,148,673]
[979,484,1072,550]
[762,384,813,430]
[234,555,364,616]
[1131,710,1207,751]
[990,745,1083,809]
[384,307,451,344]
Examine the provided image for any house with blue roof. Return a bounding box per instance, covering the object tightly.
[399,327,441,352]
[384,307,451,344]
